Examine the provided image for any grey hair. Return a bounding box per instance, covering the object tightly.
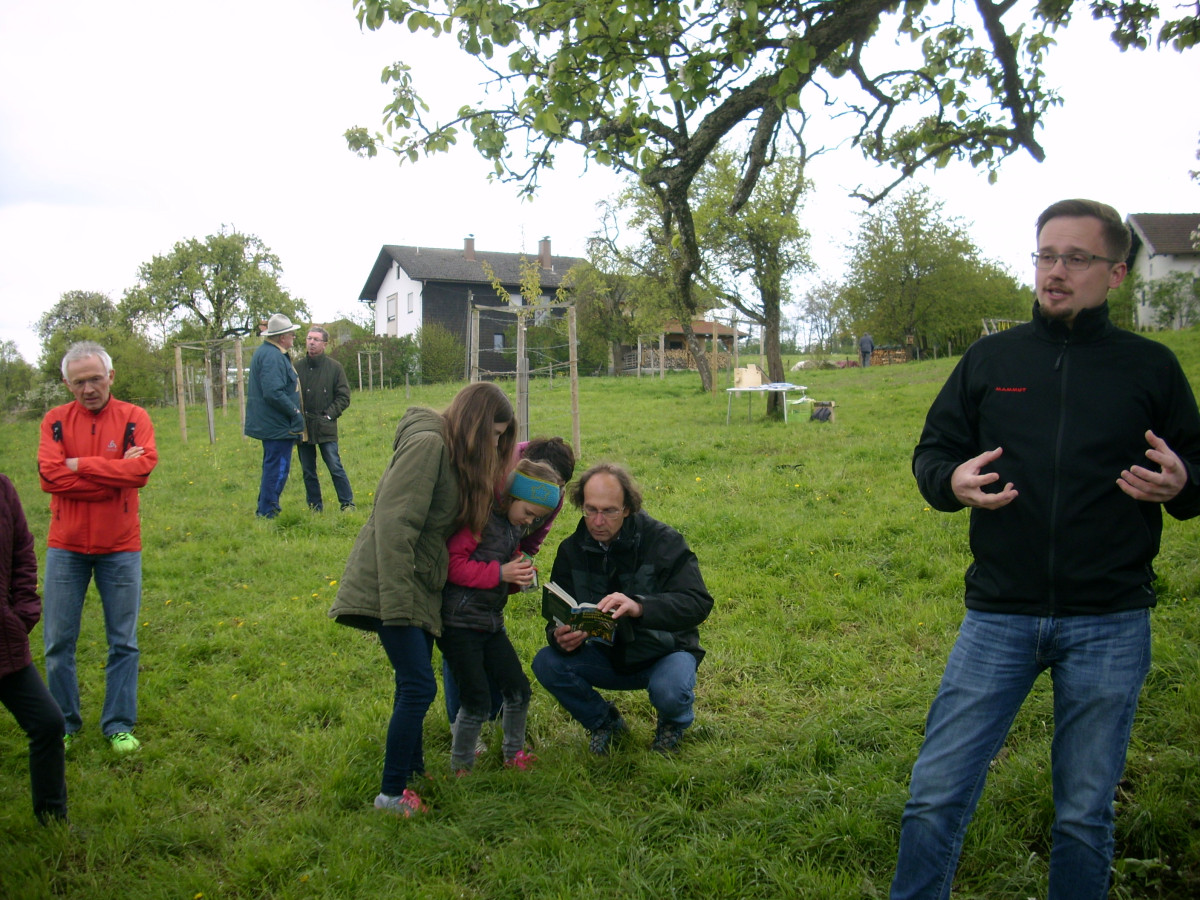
[61,341,113,380]
[307,325,329,342]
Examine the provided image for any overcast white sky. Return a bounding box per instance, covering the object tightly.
[1,1,1197,365]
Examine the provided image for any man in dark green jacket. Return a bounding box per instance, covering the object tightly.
[532,462,713,756]
[296,326,354,512]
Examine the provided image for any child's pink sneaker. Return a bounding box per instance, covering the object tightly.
[373,788,428,817]
[504,750,537,770]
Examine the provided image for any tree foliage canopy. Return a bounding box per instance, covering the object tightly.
[348,0,1193,386]
[121,228,308,348]
[841,187,1027,353]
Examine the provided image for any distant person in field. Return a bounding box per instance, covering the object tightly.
[37,341,158,755]
[296,326,355,512]
[244,313,304,519]
[858,333,874,367]
[329,382,516,817]
[532,462,714,755]
[438,457,565,774]
[443,436,576,753]
[0,474,67,823]
[892,199,1200,900]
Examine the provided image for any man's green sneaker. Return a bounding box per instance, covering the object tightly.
[107,732,141,754]
[63,733,74,753]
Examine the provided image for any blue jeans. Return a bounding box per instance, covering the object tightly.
[43,548,142,737]
[377,625,437,796]
[532,643,698,731]
[891,609,1151,900]
[256,439,296,518]
[296,441,354,510]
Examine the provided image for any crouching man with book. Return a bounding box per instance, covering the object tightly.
[531,462,713,755]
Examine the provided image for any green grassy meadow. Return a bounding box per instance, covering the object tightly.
[2,336,1198,899]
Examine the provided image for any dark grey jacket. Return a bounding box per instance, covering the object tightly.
[297,353,350,445]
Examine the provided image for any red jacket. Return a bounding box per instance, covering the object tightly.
[38,397,158,554]
[0,474,39,679]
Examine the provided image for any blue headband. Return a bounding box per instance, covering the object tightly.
[509,471,561,509]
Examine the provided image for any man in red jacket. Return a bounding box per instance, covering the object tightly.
[38,341,158,754]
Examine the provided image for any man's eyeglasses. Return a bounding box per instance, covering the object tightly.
[582,506,624,520]
[1031,252,1120,271]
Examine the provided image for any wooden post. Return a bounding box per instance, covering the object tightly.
[356,352,364,391]
[470,308,481,383]
[568,306,581,458]
[236,340,246,438]
[659,333,665,379]
[174,345,187,445]
[516,312,529,442]
[710,322,717,399]
[220,347,228,413]
[732,314,739,379]
[636,336,643,379]
[204,373,216,444]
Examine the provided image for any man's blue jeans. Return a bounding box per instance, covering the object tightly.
[42,548,142,737]
[296,441,354,510]
[532,643,698,731]
[891,608,1151,900]
[256,439,296,518]
[377,625,437,796]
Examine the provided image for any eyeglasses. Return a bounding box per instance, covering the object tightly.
[1031,252,1120,271]
[582,506,624,520]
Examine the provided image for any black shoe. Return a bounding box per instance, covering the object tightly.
[588,705,628,755]
[652,720,686,754]
[340,502,356,512]
[308,503,323,512]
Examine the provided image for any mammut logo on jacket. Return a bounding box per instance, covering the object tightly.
[994,387,1027,393]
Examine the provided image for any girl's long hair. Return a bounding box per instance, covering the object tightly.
[442,382,516,534]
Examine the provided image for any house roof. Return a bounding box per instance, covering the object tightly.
[359,241,586,301]
[659,319,748,339]
[1126,213,1200,258]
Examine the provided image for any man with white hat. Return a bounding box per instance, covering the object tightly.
[245,314,304,518]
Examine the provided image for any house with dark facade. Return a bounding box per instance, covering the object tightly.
[1126,213,1200,329]
[358,236,586,378]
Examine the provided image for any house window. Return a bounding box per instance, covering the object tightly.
[406,292,414,314]
[387,293,397,322]
[493,333,505,350]
[508,292,522,306]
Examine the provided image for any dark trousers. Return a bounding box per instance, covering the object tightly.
[376,625,436,796]
[438,627,530,767]
[296,441,354,510]
[0,663,67,823]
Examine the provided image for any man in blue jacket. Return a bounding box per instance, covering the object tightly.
[892,199,1200,899]
[245,314,304,519]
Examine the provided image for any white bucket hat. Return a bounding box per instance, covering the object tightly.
[264,313,301,337]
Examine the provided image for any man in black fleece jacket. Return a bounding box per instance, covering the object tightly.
[891,199,1200,900]
[532,462,713,756]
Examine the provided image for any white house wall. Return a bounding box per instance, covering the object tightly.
[1132,246,1200,328]
[374,261,423,339]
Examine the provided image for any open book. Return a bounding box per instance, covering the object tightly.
[541,581,617,645]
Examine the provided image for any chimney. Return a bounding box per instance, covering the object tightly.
[538,236,551,270]
[464,234,476,261]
